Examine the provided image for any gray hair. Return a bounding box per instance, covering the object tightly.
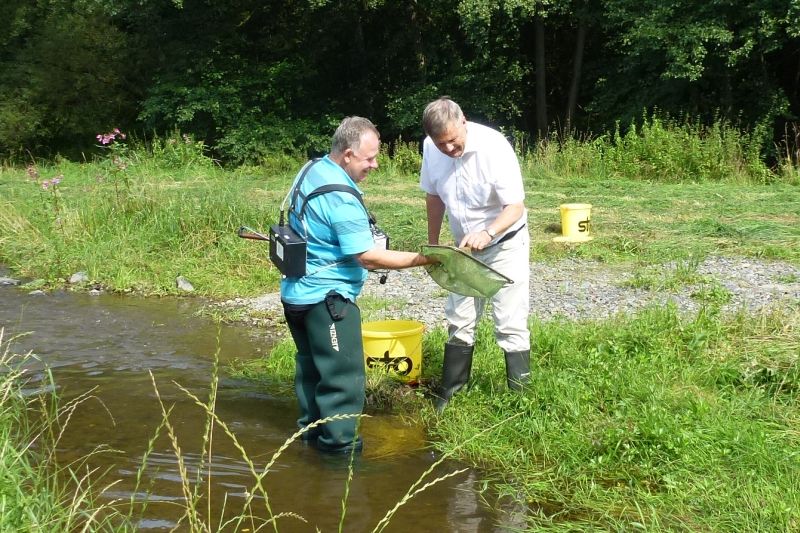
[331,116,379,155]
[422,98,464,137]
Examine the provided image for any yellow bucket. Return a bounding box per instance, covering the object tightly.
[553,203,593,242]
[362,320,424,384]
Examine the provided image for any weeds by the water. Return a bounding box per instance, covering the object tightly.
[136,348,467,531]
[369,413,523,533]
[0,329,130,531]
[0,326,469,531]
[425,304,800,530]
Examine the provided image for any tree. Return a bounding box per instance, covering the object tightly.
[593,0,800,132]
[0,1,141,158]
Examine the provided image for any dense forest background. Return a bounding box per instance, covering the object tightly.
[1,0,798,165]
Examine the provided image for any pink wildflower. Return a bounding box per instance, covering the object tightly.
[40,174,63,190]
[96,129,126,145]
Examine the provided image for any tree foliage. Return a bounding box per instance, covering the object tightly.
[0,0,797,163]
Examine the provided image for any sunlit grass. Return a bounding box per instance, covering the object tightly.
[1,121,799,299]
[424,305,800,530]
[0,329,132,531]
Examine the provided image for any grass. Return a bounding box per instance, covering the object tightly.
[1,120,798,299]
[1,119,800,530]
[622,258,707,292]
[0,329,132,531]
[426,305,800,530]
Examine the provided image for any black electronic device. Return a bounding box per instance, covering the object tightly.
[268,223,307,278]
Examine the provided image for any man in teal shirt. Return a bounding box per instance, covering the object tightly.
[281,117,435,453]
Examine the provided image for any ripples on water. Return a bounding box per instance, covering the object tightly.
[0,279,521,531]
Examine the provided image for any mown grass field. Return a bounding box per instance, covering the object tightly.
[1,135,798,299]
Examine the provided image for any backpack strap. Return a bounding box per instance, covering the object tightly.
[298,184,372,223]
[296,184,373,279]
[287,158,322,216]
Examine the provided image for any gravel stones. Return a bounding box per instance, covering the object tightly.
[232,256,800,331]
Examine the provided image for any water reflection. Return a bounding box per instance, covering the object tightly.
[0,279,513,531]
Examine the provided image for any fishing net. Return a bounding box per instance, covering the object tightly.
[421,245,513,298]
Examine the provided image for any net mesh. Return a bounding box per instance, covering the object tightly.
[421,245,512,298]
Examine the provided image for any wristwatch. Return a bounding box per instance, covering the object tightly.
[484,227,497,239]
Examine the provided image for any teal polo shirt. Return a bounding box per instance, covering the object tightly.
[280,156,374,304]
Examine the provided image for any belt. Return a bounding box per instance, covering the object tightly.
[495,223,526,245]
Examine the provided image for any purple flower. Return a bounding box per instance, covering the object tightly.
[40,174,63,190]
[96,129,125,145]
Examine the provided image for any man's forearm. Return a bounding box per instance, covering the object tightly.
[357,249,435,270]
[426,194,446,244]
[486,202,525,236]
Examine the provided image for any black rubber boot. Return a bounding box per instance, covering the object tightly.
[434,343,474,412]
[504,350,531,391]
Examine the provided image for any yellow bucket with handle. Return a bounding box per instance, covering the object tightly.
[362,320,424,384]
[553,203,593,242]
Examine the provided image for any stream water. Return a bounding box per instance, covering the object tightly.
[0,276,521,532]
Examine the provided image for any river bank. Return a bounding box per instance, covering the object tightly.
[223,254,800,531]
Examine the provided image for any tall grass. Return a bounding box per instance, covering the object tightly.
[525,112,782,184]
[424,304,800,530]
[0,329,130,531]
[125,353,477,531]
[0,149,285,296]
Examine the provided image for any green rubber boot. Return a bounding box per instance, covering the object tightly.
[295,350,322,442]
[434,343,474,412]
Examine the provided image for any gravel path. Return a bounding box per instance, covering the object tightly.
[225,256,800,331]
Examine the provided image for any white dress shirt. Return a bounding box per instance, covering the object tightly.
[420,121,526,243]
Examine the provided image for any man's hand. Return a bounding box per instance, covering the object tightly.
[459,230,493,251]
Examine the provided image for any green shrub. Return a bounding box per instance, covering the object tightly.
[602,112,771,183]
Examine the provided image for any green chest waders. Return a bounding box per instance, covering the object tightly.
[284,291,365,453]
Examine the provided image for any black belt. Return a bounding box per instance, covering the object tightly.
[495,223,526,245]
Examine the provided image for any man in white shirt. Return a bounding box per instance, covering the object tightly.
[420,97,531,411]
